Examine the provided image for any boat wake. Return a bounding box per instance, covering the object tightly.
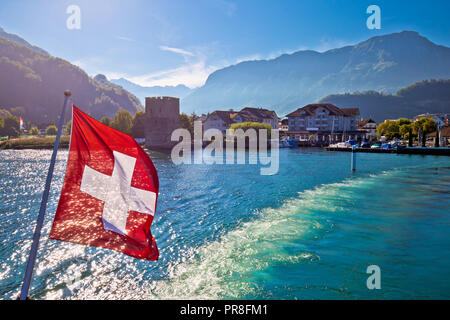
[56,170,397,300]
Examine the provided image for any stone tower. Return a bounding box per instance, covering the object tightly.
[145,96,180,150]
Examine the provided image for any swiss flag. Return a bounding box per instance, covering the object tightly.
[50,106,159,260]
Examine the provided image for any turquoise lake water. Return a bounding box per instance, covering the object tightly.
[0,148,449,299]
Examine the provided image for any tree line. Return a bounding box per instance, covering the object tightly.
[376,117,438,146]
[0,108,148,139]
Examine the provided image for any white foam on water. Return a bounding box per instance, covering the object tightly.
[61,171,397,300]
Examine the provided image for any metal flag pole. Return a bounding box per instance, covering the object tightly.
[19,91,72,300]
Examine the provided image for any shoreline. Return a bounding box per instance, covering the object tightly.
[0,136,70,150]
[326,146,450,156]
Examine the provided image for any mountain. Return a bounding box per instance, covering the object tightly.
[319,79,450,123]
[111,78,193,104]
[0,37,142,125]
[182,31,450,116]
[0,27,49,56]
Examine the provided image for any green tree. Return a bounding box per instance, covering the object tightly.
[230,122,272,138]
[3,114,20,137]
[46,125,58,136]
[399,123,414,139]
[396,118,411,126]
[0,115,4,137]
[180,113,193,135]
[111,110,133,135]
[230,122,272,131]
[131,111,146,138]
[100,116,112,127]
[30,126,40,136]
[377,120,400,139]
[65,120,72,135]
[413,117,437,146]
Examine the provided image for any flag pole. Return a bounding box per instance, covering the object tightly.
[19,90,72,300]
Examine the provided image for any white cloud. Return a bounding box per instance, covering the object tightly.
[115,36,135,42]
[159,45,194,57]
[128,60,218,89]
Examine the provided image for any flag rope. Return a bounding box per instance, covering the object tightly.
[19,91,72,300]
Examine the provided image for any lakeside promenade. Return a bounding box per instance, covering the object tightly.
[326,146,450,156]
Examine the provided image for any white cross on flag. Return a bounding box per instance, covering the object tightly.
[50,106,159,260]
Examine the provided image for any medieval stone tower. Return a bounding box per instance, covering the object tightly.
[145,96,180,150]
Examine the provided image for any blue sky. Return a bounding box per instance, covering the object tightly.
[1,0,449,88]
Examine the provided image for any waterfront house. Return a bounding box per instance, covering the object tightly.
[238,107,279,129]
[203,110,235,135]
[426,125,450,147]
[413,113,449,128]
[203,107,279,135]
[358,118,377,141]
[286,103,361,144]
[279,119,289,133]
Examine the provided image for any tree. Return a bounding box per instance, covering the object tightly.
[100,116,112,127]
[180,113,193,135]
[30,126,40,135]
[230,122,273,138]
[65,120,72,135]
[230,122,272,131]
[3,114,20,137]
[413,117,437,146]
[397,118,411,126]
[111,110,133,135]
[0,115,4,137]
[131,111,146,138]
[399,123,413,139]
[377,120,398,139]
[46,125,58,136]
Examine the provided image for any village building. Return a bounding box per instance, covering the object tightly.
[413,113,449,128]
[279,119,289,133]
[286,103,361,143]
[203,107,279,135]
[358,118,377,141]
[238,107,279,129]
[426,125,450,147]
[203,110,236,135]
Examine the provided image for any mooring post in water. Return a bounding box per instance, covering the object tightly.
[19,91,71,300]
[351,145,356,172]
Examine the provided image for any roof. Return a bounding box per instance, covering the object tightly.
[358,118,376,128]
[206,110,235,125]
[286,103,357,117]
[240,107,278,119]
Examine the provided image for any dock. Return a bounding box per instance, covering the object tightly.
[325,147,450,156]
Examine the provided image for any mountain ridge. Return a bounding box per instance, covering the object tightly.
[111,78,193,104]
[0,36,142,125]
[319,79,450,122]
[181,31,450,117]
[0,27,49,56]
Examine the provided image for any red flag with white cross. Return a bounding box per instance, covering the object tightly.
[49,106,159,260]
